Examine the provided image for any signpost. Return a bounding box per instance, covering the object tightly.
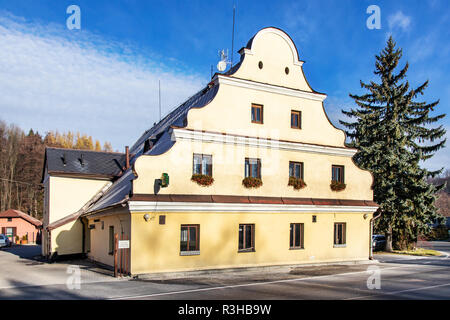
[118,240,130,249]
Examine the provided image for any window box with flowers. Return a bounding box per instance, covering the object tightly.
[330,180,346,191]
[243,158,262,189]
[288,162,306,190]
[242,177,263,189]
[288,177,307,190]
[191,174,214,187]
[331,165,346,191]
[192,154,213,186]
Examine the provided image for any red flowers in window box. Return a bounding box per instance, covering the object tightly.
[242,177,263,188]
[191,174,214,187]
[330,180,346,191]
[288,177,307,190]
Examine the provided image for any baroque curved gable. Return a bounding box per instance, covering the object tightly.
[229,27,316,92]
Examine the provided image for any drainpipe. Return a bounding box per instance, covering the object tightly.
[81,218,86,256]
[369,210,382,260]
[125,146,130,170]
[47,229,52,261]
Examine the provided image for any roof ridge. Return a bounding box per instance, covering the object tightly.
[46,147,125,155]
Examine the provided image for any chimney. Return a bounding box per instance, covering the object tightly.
[125,146,130,170]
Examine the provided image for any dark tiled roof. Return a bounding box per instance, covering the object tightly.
[129,83,219,157]
[43,148,126,181]
[86,83,219,214]
[87,170,134,213]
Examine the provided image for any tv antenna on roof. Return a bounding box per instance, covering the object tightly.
[215,4,236,73]
[216,49,231,72]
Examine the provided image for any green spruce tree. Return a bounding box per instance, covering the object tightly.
[340,36,446,251]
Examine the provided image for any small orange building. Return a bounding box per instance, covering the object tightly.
[0,209,42,244]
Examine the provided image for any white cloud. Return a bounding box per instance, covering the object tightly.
[388,11,412,32]
[0,12,207,150]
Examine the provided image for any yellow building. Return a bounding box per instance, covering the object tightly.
[42,27,377,275]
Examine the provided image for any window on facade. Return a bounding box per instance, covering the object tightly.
[290,223,304,249]
[180,225,200,254]
[334,223,346,246]
[291,110,301,129]
[245,158,261,179]
[6,227,14,237]
[108,226,114,255]
[332,165,345,183]
[7,218,12,222]
[193,154,212,176]
[238,224,255,251]
[251,104,263,124]
[289,161,304,179]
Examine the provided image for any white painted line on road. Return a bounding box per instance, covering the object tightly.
[346,282,450,300]
[108,263,439,300]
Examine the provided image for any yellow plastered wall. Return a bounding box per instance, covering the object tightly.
[233,28,312,91]
[130,211,373,275]
[88,212,130,267]
[185,83,344,147]
[132,27,373,199]
[182,27,341,146]
[133,139,373,200]
[45,176,110,255]
[51,220,83,255]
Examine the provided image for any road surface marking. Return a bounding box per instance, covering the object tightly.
[346,282,450,300]
[108,264,438,300]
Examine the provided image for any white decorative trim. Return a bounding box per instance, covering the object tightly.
[216,75,327,102]
[172,128,356,157]
[129,201,378,213]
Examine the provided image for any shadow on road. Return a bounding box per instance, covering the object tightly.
[0,245,43,261]
[0,279,87,300]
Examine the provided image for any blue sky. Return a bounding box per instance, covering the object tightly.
[0,0,448,170]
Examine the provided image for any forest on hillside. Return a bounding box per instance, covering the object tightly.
[0,119,114,221]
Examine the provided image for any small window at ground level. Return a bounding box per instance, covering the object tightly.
[109,226,114,255]
[180,225,200,253]
[193,154,212,176]
[334,223,346,246]
[291,110,301,129]
[289,161,304,179]
[239,224,255,252]
[251,104,263,124]
[332,165,345,183]
[290,223,304,249]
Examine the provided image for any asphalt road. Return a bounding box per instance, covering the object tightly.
[0,241,449,300]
